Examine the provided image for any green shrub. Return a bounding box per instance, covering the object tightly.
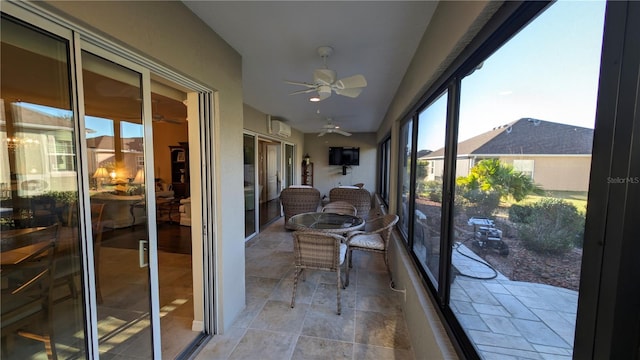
[515,198,585,254]
[456,187,501,217]
[508,204,532,223]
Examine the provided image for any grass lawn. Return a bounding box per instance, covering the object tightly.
[501,190,588,214]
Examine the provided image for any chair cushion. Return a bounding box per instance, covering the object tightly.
[339,243,347,265]
[349,233,384,250]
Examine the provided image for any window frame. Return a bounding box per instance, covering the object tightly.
[389,1,636,358]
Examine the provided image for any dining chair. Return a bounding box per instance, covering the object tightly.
[280,186,321,229]
[345,214,399,287]
[321,200,357,216]
[54,202,105,304]
[329,187,372,220]
[1,223,59,360]
[291,231,347,315]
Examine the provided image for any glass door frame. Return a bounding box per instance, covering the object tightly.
[4,2,219,357]
[243,131,294,240]
[77,40,163,358]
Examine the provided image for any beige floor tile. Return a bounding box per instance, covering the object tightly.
[301,305,356,342]
[250,300,309,334]
[227,329,296,360]
[194,326,247,360]
[291,336,353,360]
[355,310,412,350]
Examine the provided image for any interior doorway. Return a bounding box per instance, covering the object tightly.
[258,138,282,228]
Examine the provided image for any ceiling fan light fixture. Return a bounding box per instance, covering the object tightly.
[309,96,320,102]
[317,85,332,101]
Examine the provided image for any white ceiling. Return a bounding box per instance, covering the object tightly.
[182,1,438,134]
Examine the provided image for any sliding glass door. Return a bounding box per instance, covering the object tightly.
[81,48,159,357]
[1,13,89,359]
[244,133,257,237]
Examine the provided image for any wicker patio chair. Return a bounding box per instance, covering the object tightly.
[280,186,321,229]
[329,187,372,220]
[291,231,347,315]
[321,201,357,216]
[345,214,399,287]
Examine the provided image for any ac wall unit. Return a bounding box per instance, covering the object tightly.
[272,120,291,138]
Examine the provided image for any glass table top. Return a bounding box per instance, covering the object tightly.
[287,212,365,233]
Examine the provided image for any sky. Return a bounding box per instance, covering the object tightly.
[417,0,607,152]
[19,103,144,139]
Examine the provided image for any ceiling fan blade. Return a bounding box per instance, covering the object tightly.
[334,74,367,89]
[334,87,363,98]
[334,129,352,136]
[318,130,327,137]
[289,88,317,95]
[313,69,337,86]
[284,80,316,88]
[162,118,184,124]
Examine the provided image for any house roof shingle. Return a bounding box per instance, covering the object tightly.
[423,118,594,158]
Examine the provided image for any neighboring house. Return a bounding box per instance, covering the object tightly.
[422,118,594,191]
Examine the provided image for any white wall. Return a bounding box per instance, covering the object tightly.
[42,0,246,332]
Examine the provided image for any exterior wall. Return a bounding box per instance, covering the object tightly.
[41,1,246,332]
[499,156,592,192]
[303,132,377,199]
[427,156,591,192]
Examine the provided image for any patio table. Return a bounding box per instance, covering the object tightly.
[287,212,365,233]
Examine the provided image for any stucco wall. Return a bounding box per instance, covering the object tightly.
[243,104,305,154]
[501,156,592,192]
[41,0,246,332]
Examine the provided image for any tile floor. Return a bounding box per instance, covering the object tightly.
[195,218,415,360]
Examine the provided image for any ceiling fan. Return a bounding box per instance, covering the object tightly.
[318,118,352,137]
[152,99,184,124]
[285,46,367,101]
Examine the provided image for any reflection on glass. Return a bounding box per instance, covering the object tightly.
[450,2,605,357]
[1,16,86,359]
[244,134,256,237]
[82,50,153,356]
[414,92,448,287]
[398,120,413,240]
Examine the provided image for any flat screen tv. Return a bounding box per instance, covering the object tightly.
[329,147,360,166]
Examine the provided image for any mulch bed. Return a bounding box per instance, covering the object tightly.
[415,198,582,291]
[470,235,582,291]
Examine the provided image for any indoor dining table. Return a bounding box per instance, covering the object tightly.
[287,212,365,233]
[1,226,48,265]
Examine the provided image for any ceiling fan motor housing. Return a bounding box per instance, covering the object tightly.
[318,85,332,100]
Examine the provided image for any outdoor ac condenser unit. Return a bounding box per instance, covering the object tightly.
[271,120,291,138]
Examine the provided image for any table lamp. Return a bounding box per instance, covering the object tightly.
[93,167,108,190]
